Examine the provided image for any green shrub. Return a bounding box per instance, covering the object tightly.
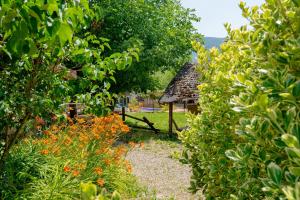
[180,0,300,199]
[80,182,122,200]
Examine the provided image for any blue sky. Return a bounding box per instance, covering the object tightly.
[181,0,265,37]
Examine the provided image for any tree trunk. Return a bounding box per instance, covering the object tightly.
[0,114,29,171]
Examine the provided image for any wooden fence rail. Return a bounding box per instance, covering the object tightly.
[121,107,159,133]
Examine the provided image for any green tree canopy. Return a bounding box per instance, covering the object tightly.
[0,0,137,167]
[91,0,201,92]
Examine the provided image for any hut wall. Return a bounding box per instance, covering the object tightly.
[187,104,199,114]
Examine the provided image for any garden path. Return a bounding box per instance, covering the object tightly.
[126,137,202,200]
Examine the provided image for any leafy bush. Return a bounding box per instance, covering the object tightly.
[0,0,138,168]
[0,114,142,199]
[180,0,300,199]
[80,182,122,200]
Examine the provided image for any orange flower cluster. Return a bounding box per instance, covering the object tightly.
[63,165,80,177]
[128,141,145,149]
[40,149,49,155]
[113,145,128,162]
[140,142,145,149]
[124,160,132,173]
[94,167,103,175]
[96,178,105,187]
[128,141,136,148]
[64,166,71,172]
[73,170,80,177]
[33,114,132,187]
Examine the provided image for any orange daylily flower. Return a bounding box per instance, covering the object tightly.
[140,142,145,148]
[124,160,132,173]
[121,125,130,132]
[72,170,80,177]
[77,118,85,124]
[104,158,111,166]
[128,141,136,148]
[43,130,50,135]
[96,178,105,187]
[40,149,49,155]
[64,137,72,146]
[94,167,103,175]
[64,166,71,172]
[42,139,50,145]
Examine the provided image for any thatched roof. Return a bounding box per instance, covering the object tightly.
[159,63,200,104]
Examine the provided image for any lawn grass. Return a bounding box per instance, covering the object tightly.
[124,112,187,133]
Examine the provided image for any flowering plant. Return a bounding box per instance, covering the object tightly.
[27,114,137,198]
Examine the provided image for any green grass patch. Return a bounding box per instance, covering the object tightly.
[125,112,187,133]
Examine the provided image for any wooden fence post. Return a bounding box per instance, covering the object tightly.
[69,103,77,119]
[169,102,173,135]
[122,106,125,121]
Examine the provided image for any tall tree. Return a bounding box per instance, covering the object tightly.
[0,0,137,168]
[91,0,201,92]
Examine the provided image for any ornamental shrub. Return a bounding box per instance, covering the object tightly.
[180,0,300,199]
[0,114,142,199]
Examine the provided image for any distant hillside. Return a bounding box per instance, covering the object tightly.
[191,37,225,62]
[204,37,225,49]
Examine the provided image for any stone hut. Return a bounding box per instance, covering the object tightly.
[159,62,200,134]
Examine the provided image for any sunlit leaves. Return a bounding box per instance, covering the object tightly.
[180,0,300,199]
[267,163,283,186]
[91,0,200,92]
[0,0,138,166]
[57,23,73,46]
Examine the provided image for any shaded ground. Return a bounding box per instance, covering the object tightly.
[123,130,202,200]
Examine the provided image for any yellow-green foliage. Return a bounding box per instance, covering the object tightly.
[180,0,300,199]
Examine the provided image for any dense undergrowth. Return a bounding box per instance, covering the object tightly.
[0,114,143,199]
[180,0,300,199]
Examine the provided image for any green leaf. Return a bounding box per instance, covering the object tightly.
[7,20,29,54]
[285,108,296,130]
[28,7,42,21]
[285,171,297,184]
[57,23,73,46]
[293,82,300,97]
[257,94,268,109]
[0,48,12,59]
[282,134,299,148]
[111,191,121,200]
[286,148,300,159]
[267,162,282,186]
[236,74,245,83]
[225,150,241,161]
[279,93,293,99]
[292,0,300,7]
[288,167,300,176]
[46,2,59,15]
[261,120,270,133]
[131,52,140,62]
[47,19,61,37]
[80,182,97,200]
[267,108,277,121]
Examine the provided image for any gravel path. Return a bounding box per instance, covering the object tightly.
[126,141,201,200]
